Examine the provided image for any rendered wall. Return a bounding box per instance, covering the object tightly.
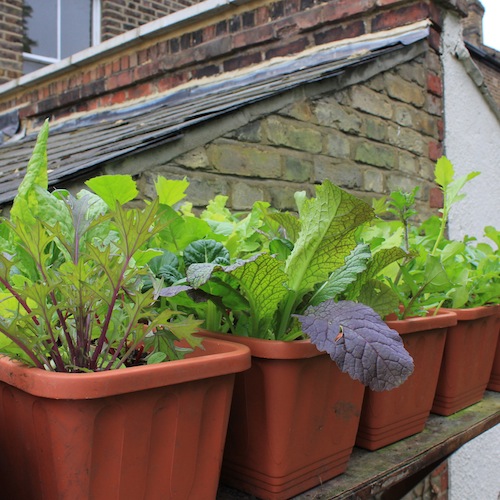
[442,12,500,241]
[449,425,500,500]
[442,12,500,498]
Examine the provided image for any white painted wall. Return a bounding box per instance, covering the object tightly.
[449,424,500,500]
[442,12,500,500]
[442,13,500,242]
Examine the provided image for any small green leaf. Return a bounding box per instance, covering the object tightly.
[155,177,189,206]
[434,156,455,189]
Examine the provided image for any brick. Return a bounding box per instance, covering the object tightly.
[283,155,313,182]
[314,156,363,188]
[429,186,444,208]
[233,24,276,48]
[428,140,442,161]
[426,93,443,116]
[127,82,154,100]
[314,97,363,133]
[325,130,351,158]
[174,147,210,170]
[363,168,384,192]
[231,181,266,210]
[393,104,413,127]
[223,52,262,72]
[193,64,220,78]
[365,116,389,140]
[387,125,426,155]
[225,122,262,143]
[354,141,397,169]
[351,86,393,119]
[398,151,419,175]
[413,110,438,137]
[385,73,426,107]
[265,116,322,153]
[322,0,376,24]
[269,182,305,210]
[386,172,419,193]
[314,20,365,45]
[281,100,315,122]
[427,73,443,96]
[207,141,282,179]
[371,3,430,32]
[265,37,308,59]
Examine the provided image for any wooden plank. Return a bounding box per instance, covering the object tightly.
[217,391,500,499]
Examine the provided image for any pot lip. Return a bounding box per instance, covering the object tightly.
[441,304,500,321]
[385,309,458,335]
[198,329,324,360]
[0,336,251,400]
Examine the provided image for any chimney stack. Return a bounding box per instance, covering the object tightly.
[463,0,485,46]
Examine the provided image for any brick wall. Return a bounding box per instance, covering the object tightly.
[461,0,484,47]
[474,57,500,108]
[128,52,442,219]
[0,0,456,127]
[402,460,449,499]
[101,0,199,41]
[0,0,23,84]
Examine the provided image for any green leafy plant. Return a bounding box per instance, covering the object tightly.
[361,156,498,318]
[161,181,414,391]
[0,121,202,372]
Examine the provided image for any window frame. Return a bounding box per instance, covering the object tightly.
[22,0,101,69]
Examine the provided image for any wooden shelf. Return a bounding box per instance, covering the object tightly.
[217,391,500,499]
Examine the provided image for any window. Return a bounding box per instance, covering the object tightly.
[23,0,101,74]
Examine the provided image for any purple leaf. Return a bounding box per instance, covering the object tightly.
[295,300,414,391]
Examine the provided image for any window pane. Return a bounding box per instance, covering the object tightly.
[61,0,92,58]
[24,0,58,58]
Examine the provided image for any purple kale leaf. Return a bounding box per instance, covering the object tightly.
[294,300,414,391]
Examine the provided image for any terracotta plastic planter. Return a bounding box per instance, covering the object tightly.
[431,305,500,416]
[355,310,456,451]
[0,337,251,500]
[202,331,365,500]
[487,309,500,392]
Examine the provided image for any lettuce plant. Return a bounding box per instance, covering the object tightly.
[0,121,202,372]
[161,181,414,391]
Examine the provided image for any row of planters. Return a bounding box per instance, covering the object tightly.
[0,121,498,499]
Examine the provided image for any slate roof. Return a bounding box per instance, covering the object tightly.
[0,21,430,206]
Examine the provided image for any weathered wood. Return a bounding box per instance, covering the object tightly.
[217,391,500,499]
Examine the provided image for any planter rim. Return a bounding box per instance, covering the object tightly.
[385,309,457,335]
[442,304,500,321]
[0,336,250,400]
[198,330,324,360]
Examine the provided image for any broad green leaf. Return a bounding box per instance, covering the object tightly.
[184,239,230,267]
[344,247,407,301]
[155,176,189,206]
[285,180,374,296]
[86,174,138,208]
[357,279,400,318]
[187,254,288,337]
[310,244,372,306]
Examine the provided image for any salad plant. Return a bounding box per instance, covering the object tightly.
[0,121,202,372]
[361,156,499,318]
[160,181,414,391]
